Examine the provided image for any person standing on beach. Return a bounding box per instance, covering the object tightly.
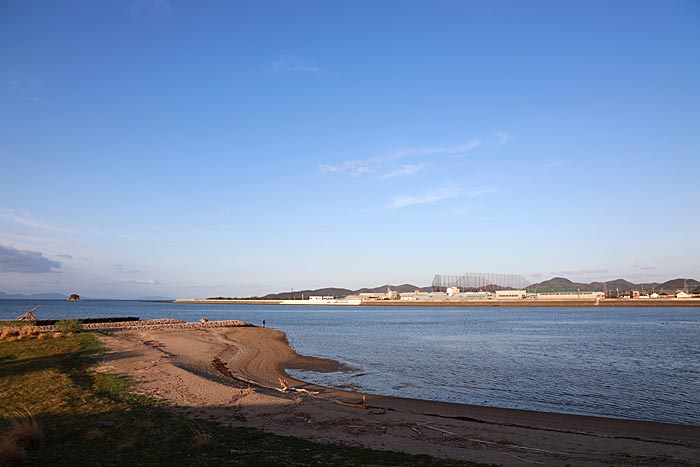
[262,320,266,328]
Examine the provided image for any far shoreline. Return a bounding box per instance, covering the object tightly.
[174,298,700,307]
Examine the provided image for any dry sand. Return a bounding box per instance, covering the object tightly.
[95,325,700,467]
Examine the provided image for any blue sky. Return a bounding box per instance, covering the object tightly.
[1,0,699,298]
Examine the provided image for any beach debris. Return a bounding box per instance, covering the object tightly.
[200,316,208,323]
[416,423,457,436]
[277,378,319,395]
[332,395,367,409]
[16,305,40,321]
[500,452,545,465]
[415,423,571,456]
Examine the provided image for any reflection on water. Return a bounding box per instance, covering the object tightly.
[1,300,699,425]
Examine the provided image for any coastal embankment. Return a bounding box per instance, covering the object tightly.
[97,322,700,467]
[174,298,700,307]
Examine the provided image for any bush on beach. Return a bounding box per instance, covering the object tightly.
[0,327,43,342]
[55,319,82,334]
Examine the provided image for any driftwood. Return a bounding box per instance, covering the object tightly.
[415,423,571,456]
[16,306,40,321]
[277,378,319,395]
[332,395,367,409]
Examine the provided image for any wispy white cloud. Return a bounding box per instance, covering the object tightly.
[544,158,568,169]
[351,166,374,177]
[3,72,45,103]
[552,268,610,276]
[320,165,342,173]
[631,262,657,271]
[320,161,377,177]
[114,264,142,274]
[267,55,327,76]
[388,187,461,209]
[493,132,510,146]
[388,185,497,209]
[24,279,62,287]
[119,278,159,285]
[0,207,76,234]
[321,136,501,178]
[312,223,329,230]
[382,164,426,179]
[388,140,481,159]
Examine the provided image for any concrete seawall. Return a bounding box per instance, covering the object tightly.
[24,319,253,332]
[174,299,700,307]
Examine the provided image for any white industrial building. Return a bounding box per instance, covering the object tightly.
[535,291,604,300]
[495,290,527,300]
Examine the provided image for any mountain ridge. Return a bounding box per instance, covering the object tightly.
[258,277,699,299]
[0,292,69,300]
[528,277,700,293]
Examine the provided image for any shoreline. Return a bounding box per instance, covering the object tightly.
[174,298,700,307]
[97,322,700,466]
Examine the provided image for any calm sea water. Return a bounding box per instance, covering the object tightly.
[2,300,699,426]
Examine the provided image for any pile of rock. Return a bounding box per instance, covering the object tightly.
[29,318,251,333]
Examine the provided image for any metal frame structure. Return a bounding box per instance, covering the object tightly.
[432,273,529,292]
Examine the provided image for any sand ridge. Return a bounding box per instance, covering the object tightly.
[96,325,700,467]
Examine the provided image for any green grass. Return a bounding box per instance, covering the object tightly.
[0,333,495,467]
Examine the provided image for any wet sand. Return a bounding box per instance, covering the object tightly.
[96,325,700,467]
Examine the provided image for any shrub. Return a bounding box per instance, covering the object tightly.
[7,419,43,450]
[52,332,62,339]
[0,437,26,467]
[0,417,43,467]
[55,319,82,334]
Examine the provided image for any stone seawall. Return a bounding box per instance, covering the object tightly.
[28,318,253,332]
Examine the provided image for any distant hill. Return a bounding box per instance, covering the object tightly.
[0,292,68,300]
[528,277,699,293]
[260,283,429,299]
[262,288,354,300]
[657,278,700,293]
[221,277,700,300]
[353,284,432,294]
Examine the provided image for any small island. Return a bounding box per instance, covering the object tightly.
[67,294,80,301]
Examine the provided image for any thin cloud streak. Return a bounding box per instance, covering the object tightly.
[388,187,461,209]
[493,132,510,146]
[388,185,497,209]
[389,140,481,159]
[119,278,159,285]
[267,55,327,76]
[0,207,77,234]
[320,136,498,178]
[382,164,426,179]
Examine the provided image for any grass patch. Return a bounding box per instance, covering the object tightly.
[0,334,495,467]
[54,319,82,334]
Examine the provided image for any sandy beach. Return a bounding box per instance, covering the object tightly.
[96,324,700,467]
